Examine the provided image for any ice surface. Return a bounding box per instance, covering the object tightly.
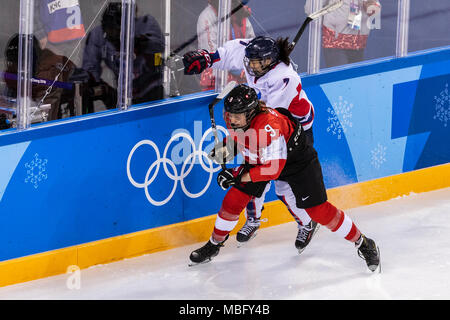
[1,187,449,300]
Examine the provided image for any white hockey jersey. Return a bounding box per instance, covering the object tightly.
[212,39,315,130]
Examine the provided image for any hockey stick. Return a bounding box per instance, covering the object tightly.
[168,1,248,58]
[288,0,343,54]
[165,1,249,94]
[208,80,237,170]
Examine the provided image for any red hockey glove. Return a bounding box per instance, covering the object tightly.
[183,49,213,75]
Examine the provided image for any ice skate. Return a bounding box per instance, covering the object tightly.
[189,236,228,266]
[356,235,381,272]
[236,217,260,246]
[295,220,319,254]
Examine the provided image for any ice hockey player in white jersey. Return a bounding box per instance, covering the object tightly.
[183,36,318,253]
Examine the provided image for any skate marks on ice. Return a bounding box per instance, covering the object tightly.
[0,188,449,299]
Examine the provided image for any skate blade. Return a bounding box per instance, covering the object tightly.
[236,232,257,248]
[188,257,212,267]
[296,225,320,255]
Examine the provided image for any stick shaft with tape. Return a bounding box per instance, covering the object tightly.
[208,81,237,170]
[288,0,343,54]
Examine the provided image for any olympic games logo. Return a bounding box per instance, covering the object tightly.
[126,124,229,206]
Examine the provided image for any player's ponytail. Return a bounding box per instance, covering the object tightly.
[257,100,269,114]
[276,37,291,66]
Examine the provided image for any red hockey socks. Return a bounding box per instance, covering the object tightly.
[305,201,361,242]
[212,187,253,243]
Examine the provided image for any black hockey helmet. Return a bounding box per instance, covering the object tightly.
[5,34,40,71]
[224,84,259,130]
[244,36,279,77]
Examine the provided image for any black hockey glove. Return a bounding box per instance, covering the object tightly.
[217,169,236,190]
[217,167,245,190]
[182,49,212,75]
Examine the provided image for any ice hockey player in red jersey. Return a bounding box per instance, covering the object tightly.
[189,84,380,272]
[183,36,318,252]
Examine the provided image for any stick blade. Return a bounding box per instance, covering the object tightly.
[217,81,238,100]
[208,81,238,109]
[309,0,343,20]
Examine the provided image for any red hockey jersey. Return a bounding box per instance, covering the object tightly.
[228,107,295,182]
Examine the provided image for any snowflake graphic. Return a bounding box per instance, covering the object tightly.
[433,83,450,127]
[24,153,48,189]
[327,96,354,140]
[370,143,387,169]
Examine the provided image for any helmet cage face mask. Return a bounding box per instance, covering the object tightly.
[243,56,274,77]
[224,109,256,131]
[244,36,279,77]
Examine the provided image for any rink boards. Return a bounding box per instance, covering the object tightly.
[0,47,450,286]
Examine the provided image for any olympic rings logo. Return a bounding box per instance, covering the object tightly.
[126,125,228,206]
